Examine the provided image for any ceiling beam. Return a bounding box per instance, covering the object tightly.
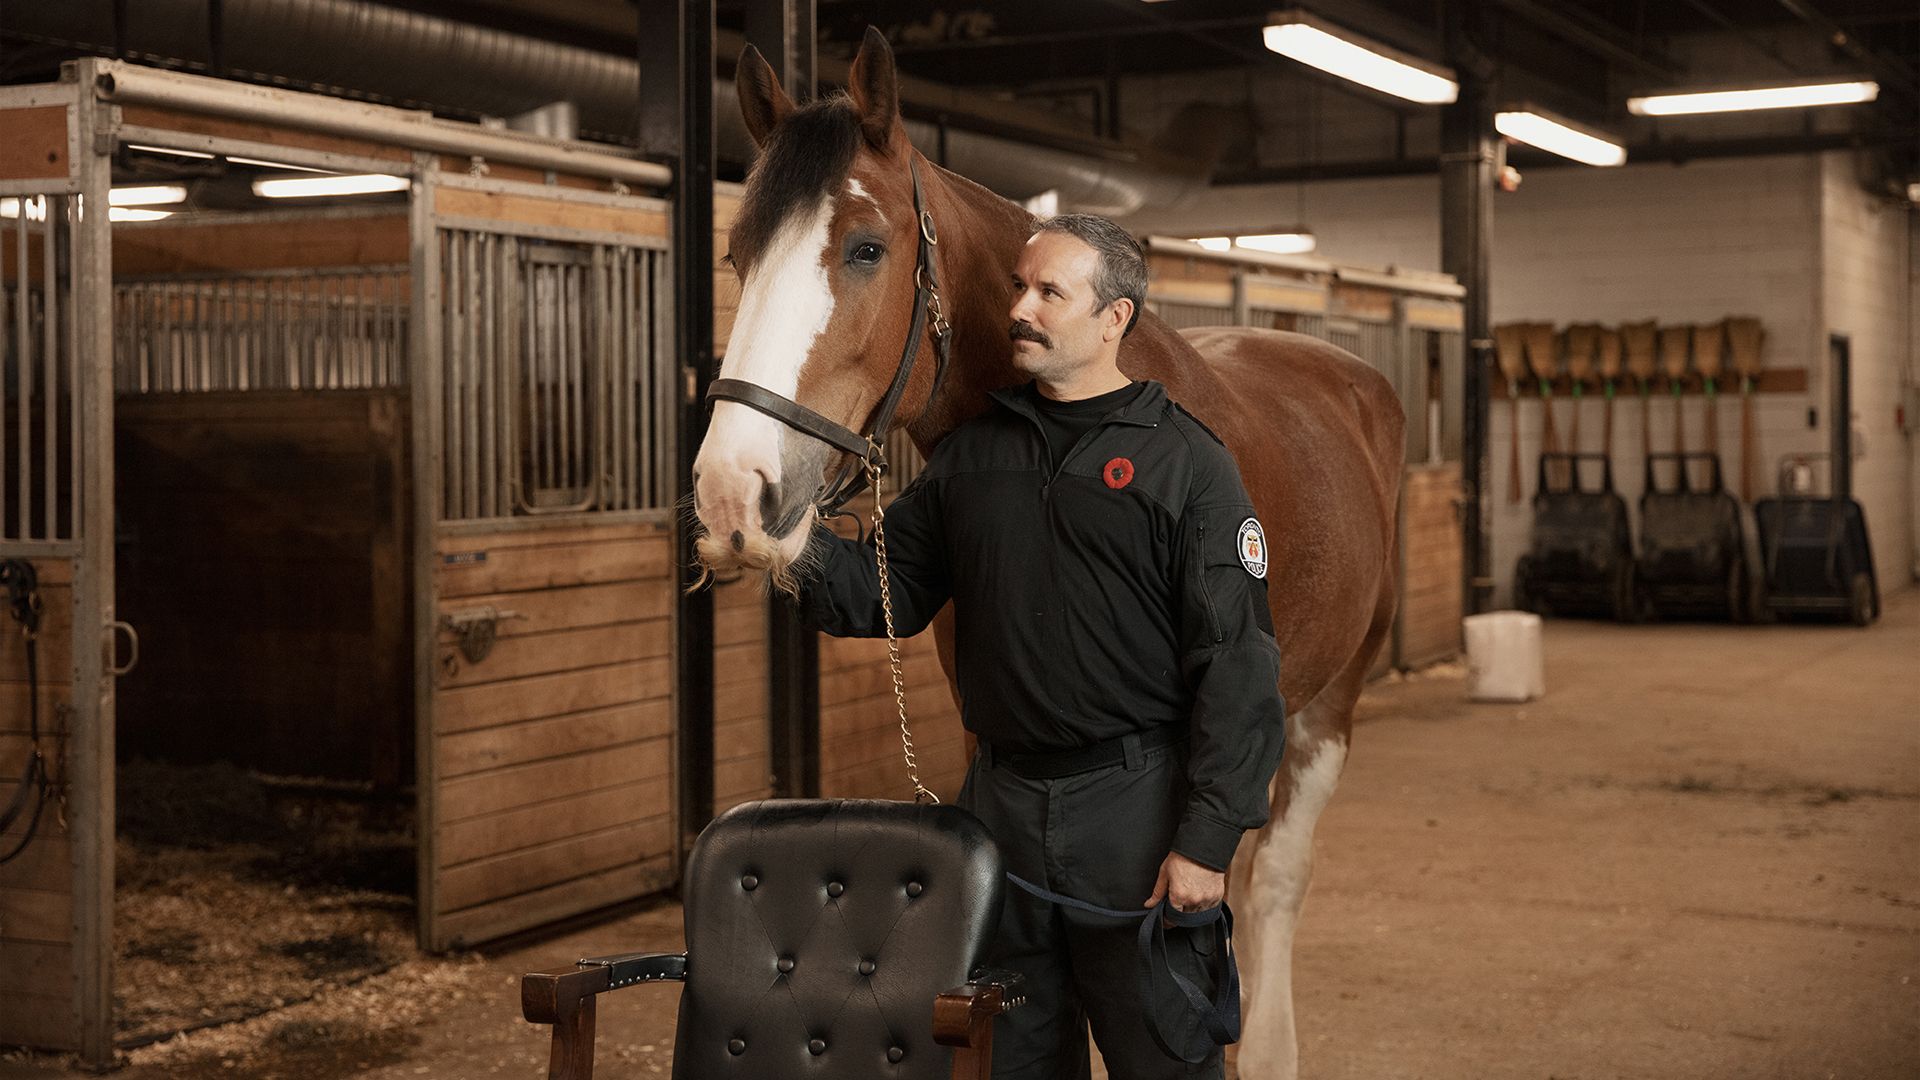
[1482,0,1685,80]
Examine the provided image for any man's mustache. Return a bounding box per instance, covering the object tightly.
[1009,320,1051,348]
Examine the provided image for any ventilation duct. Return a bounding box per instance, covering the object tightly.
[10,0,1210,215]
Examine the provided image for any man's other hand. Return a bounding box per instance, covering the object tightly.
[1143,851,1225,923]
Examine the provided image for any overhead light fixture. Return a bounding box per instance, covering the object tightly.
[1234,231,1317,255]
[229,155,329,173]
[1628,78,1879,116]
[1263,9,1457,105]
[252,173,409,199]
[1495,108,1625,167]
[1185,233,1317,255]
[110,184,188,207]
[110,208,173,222]
[0,198,47,221]
[126,143,215,160]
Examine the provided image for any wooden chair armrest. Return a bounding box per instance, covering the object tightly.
[933,968,1027,1080]
[520,952,686,1080]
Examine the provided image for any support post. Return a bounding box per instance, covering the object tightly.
[1441,9,1496,617]
[746,0,822,800]
[642,0,718,846]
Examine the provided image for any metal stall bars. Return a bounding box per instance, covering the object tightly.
[0,73,117,1067]
[418,170,682,951]
[114,264,409,393]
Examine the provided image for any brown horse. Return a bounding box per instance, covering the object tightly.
[692,28,1403,1080]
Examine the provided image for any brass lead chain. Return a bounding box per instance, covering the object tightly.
[864,440,936,804]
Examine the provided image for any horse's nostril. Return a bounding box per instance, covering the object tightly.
[730,530,745,553]
[758,481,782,527]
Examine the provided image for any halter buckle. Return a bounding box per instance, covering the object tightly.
[919,209,938,246]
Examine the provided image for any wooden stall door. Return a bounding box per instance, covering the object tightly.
[422,520,678,949]
[413,176,682,950]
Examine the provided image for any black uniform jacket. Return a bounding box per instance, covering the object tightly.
[795,379,1286,871]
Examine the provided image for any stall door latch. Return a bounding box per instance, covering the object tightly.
[440,606,526,664]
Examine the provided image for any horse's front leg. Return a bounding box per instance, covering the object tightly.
[1229,693,1352,1080]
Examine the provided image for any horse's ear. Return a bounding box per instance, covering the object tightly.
[737,44,794,149]
[847,25,902,151]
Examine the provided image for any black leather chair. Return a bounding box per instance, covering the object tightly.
[522,799,1025,1080]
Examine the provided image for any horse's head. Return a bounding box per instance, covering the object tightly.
[693,28,940,591]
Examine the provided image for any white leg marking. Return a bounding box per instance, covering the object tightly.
[1237,728,1347,1080]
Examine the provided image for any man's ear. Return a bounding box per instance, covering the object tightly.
[1102,298,1135,343]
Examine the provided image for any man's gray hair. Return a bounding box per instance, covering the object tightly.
[1033,213,1147,336]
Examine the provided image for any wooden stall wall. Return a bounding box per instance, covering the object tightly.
[711,576,772,814]
[113,391,411,783]
[1397,464,1463,669]
[0,557,78,1050]
[427,519,677,948]
[814,500,968,802]
[706,183,776,816]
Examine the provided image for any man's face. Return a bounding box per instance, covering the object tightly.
[1007,231,1122,382]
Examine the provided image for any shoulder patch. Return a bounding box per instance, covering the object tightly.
[1169,401,1228,447]
[1236,517,1268,579]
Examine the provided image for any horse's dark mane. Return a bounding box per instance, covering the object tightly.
[732,95,863,269]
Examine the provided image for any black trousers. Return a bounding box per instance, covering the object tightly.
[957,737,1225,1080]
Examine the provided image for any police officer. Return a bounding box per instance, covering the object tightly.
[794,214,1285,1079]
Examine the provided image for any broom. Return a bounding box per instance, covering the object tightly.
[1524,323,1564,491]
[1563,324,1600,455]
[1658,324,1692,456]
[1622,321,1658,460]
[1495,322,1529,502]
[1692,320,1727,465]
[1597,326,1624,459]
[1726,316,1766,502]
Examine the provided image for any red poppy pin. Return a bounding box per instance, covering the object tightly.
[1103,457,1135,490]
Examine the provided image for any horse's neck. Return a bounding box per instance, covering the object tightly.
[910,164,1032,446]
[908,159,1227,449]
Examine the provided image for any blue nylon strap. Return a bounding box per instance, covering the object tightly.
[1003,871,1241,1063]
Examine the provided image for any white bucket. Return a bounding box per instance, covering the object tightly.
[1463,611,1545,703]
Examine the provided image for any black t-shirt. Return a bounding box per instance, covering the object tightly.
[1028,381,1147,476]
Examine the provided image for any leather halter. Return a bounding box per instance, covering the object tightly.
[705,157,954,522]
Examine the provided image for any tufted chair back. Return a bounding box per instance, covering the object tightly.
[671,798,1004,1079]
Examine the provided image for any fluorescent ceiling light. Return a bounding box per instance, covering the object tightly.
[110,208,173,222]
[1263,10,1457,105]
[1235,232,1316,255]
[1191,237,1234,252]
[1628,79,1878,116]
[252,173,409,199]
[1495,109,1625,167]
[111,184,188,207]
[127,143,215,160]
[0,198,47,221]
[229,155,329,173]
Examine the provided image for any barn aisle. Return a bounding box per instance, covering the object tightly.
[1287,587,1919,1080]
[4,591,1914,1079]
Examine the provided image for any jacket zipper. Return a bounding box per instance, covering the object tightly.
[1196,522,1223,643]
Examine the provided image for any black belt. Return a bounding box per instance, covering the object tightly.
[983,724,1188,780]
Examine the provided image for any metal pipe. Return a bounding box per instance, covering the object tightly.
[43,199,59,537]
[91,59,671,188]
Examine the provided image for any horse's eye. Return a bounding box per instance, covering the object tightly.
[849,241,885,266]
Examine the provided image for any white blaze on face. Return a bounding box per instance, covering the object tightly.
[845,177,883,219]
[695,193,837,534]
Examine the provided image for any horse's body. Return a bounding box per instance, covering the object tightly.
[693,30,1403,1079]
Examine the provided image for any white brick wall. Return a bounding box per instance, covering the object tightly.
[1819,153,1916,586]
[1122,152,1918,603]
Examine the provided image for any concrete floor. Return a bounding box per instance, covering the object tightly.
[4,588,1915,1079]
